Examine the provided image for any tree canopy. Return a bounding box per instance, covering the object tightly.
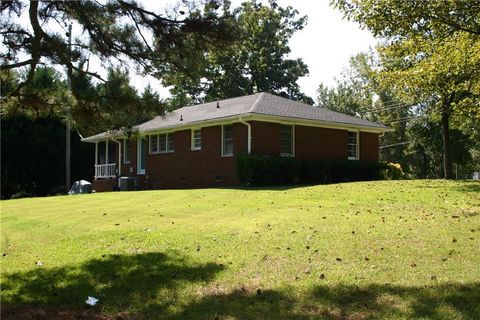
[332,0,480,37]
[331,0,480,179]
[317,49,478,179]
[163,0,312,107]
[1,0,235,130]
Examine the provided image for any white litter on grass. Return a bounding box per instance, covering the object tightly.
[86,296,100,306]
[35,261,43,266]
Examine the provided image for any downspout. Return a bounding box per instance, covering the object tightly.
[112,138,122,187]
[239,118,251,154]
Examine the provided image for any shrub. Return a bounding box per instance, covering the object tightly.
[383,162,404,180]
[236,153,389,186]
[236,153,300,185]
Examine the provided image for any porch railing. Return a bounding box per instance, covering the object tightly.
[95,163,116,179]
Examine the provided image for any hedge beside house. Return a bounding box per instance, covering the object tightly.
[236,154,398,186]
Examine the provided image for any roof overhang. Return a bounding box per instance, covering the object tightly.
[82,112,393,143]
[248,113,394,133]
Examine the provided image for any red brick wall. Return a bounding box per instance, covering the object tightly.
[295,126,348,160]
[92,178,117,192]
[143,123,248,189]
[251,121,281,155]
[360,132,379,161]
[93,121,380,191]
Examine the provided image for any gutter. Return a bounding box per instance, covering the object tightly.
[239,117,252,154]
[82,112,392,143]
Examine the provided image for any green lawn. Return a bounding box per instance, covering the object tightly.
[1,180,479,319]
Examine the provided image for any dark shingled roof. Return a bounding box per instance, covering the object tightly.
[83,92,391,142]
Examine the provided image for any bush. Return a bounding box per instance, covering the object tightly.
[383,162,404,180]
[236,153,389,186]
[236,154,299,185]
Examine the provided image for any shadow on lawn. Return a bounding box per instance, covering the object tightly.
[1,251,224,319]
[169,282,480,320]
[414,179,480,193]
[2,252,479,319]
[454,180,480,193]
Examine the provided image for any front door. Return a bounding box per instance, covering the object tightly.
[137,137,146,175]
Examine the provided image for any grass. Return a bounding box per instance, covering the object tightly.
[1,180,479,319]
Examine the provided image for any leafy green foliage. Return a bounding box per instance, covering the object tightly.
[331,0,480,38]
[1,115,93,199]
[316,53,376,117]
[406,120,473,178]
[1,67,72,118]
[331,0,480,178]
[383,163,404,180]
[236,153,386,186]
[164,0,312,106]
[1,0,234,130]
[89,69,164,133]
[315,52,414,174]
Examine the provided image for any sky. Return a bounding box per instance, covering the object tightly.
[275,0,377,98]
[133,0,378,100]
[10,0,377,101]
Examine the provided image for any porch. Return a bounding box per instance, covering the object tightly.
[94,140,117,179]
[95,163,116,179]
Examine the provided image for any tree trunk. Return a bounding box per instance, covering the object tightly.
[441,109,454,179]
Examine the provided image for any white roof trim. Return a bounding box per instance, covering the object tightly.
[82,113,392,143]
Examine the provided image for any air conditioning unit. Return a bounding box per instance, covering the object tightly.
[119,177,138,191]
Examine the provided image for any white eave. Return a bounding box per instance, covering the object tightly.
[82,113,392,143]
[82,92,393,143]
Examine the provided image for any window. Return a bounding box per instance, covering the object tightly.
[123,139,131,164]
[280,125,294,157]
[159,134,167,152]
[347,131,358,160]
[192,128,202,150]
[150,133,175,153]
[150,135,158,154]
[167,133,175,152]
[222,125,234,156]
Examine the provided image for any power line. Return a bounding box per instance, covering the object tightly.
[366,104,412,113]
[374,100,410,108]
[387,115,427,123]
[379,141,412,149]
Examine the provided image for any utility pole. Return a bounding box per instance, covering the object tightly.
[66,23,72,193]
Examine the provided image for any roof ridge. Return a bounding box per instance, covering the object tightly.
[249,92,265,113]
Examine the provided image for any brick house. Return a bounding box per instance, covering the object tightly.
[82,92,392,191]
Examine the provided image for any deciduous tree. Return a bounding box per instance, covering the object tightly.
[332,0,480,178]
[163,0,311,105]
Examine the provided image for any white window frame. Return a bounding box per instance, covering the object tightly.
[221,124,234,157]
[347,130,360,160]
[149,132,175,154]
[137,137,146,175]
[191,128,202,150]
[280,124,295,157]
[123,138,131,164]
[149,135,159,154]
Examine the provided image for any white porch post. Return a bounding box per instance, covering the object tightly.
[94,142,98,179]
[105,139,109,164]
[95,142,98,165]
